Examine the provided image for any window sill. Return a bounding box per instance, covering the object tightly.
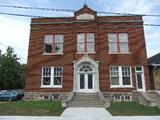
[40,86,62,88]
[108,52,131,55]
[76,52,96,54]
[42,53,63,56]
[110,86,134,88]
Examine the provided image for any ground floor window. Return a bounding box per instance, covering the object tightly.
[135,66,145,91]
[42,67,63,87]
[110,66,132,87]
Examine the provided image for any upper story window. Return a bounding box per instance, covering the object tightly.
[77,33,95,53]
[44,34,63,54]
[108,33,129,54]
[110,66,132,88]
[42,67,63,87]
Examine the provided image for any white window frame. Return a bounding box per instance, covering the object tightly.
[110,66,133,88]
[41,67,63,88]
[135,66,146,92]
[44,34,63,55]
[41,67,51,86]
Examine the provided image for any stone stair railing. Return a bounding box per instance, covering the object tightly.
[147,90,160,108]
[132,90,156,107]
[61,91,75,108]
[97,91,110,108]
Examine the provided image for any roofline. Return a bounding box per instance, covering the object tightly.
[31,15,142,19]
[149,63,160,66]
[31,20,143,25]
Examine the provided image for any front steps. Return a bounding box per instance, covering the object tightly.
[67,93,105,107]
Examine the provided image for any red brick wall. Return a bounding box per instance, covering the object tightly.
[25,14,151,92]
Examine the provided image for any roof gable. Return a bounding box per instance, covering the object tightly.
[148,52,160,64]
[74,5,97,20]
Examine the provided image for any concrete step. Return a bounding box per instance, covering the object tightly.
[67,93,105,107]
[68,104,104,107]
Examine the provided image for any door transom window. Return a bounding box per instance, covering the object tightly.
[79,66,93,72]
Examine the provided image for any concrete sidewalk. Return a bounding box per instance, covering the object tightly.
[61,107,112,117]
[0,116,160,120]
[0,107,160,120]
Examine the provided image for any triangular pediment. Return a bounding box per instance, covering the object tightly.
[74,5,97,20]
[73,54,99,68]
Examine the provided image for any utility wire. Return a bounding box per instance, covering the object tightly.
[1,4,160,17]
[0,12,160,27]
[0,12,46,18]
[0,4,75,12]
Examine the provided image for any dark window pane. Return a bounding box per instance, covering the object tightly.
[123,77,131,85]
[43,77,51,85]
[54,77,62,85]
[88,74,93,89]
[80,74,85,89]
[136,66,142,71]
[45,44,52,53]
[137,73,143,89]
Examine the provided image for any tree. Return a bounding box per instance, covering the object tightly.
[0,46,26,89]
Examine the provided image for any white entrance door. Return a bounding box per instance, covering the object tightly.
[79,73,94,92]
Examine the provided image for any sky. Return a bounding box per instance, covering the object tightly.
[0,0,160,63]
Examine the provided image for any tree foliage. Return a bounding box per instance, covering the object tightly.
[0,46,26,89]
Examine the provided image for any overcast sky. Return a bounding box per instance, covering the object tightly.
[0,0,160,63]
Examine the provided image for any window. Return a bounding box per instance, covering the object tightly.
[42,67,63,87]
[53,67,63,86]
[135,66,145,91]
[108,33,129,53]
[42,67,51,85]
[77,33,94,53]
[122,67,131,85]
[110,66,132,87]
[110,67,119,85]
[44,34,63,54]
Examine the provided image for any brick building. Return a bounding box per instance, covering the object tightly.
[25,5,150,102]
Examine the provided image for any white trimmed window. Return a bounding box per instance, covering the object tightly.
[44,34,63,54]
[135,66,145,91]
[42,67,63,87]
[77,33,95,53]
[110,66,132,87]
[108,33,129,53]
[42,67,51,85]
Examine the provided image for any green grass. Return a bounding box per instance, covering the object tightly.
[107,102,160,116]
[0,101,65,116]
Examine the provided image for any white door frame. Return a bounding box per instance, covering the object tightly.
[73,54,99,93]
[135,66,146,92]
[78,73,94,93]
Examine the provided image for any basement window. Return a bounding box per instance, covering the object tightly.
[43,96,50,100]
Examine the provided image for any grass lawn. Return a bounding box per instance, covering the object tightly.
[0,101,65,116]
[107,102,160,116]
